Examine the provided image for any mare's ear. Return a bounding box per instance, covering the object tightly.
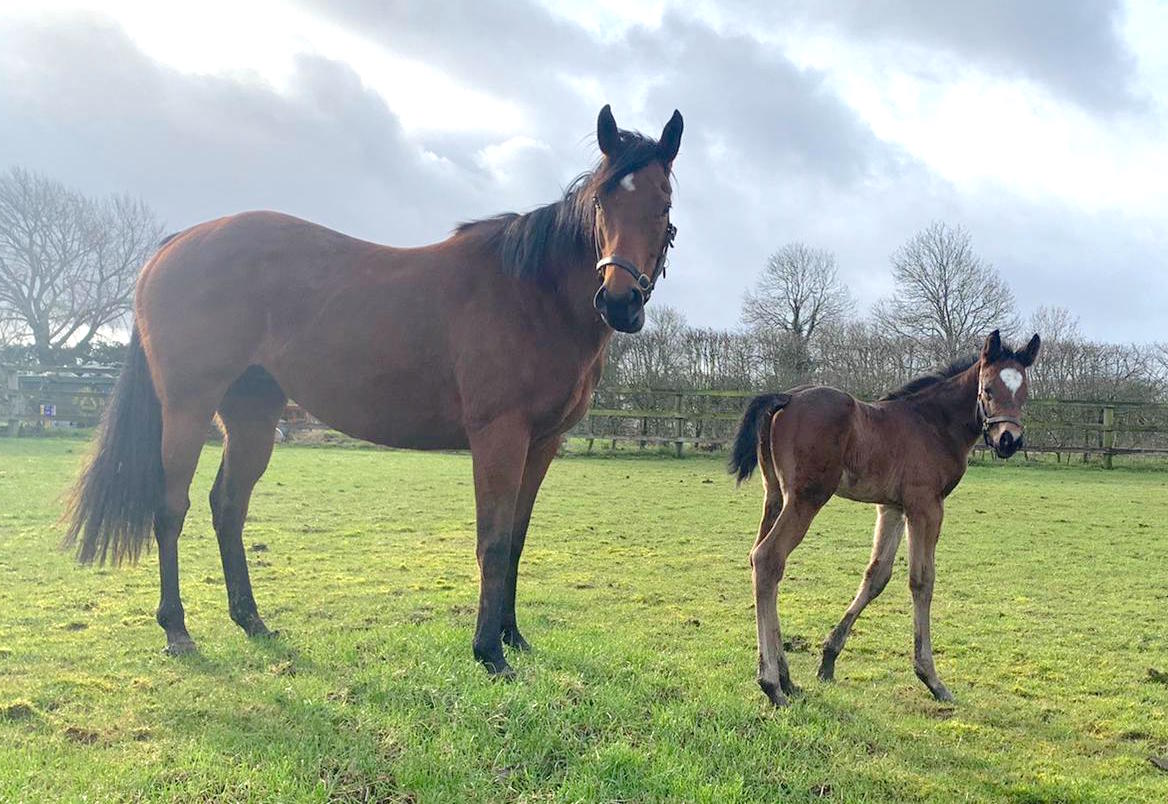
[658,109,683,164]
[597,104,620,157]
[1019,333,1041,367]
[981,329,1002,362]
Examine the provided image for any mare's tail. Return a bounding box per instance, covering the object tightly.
[63,327,164,565]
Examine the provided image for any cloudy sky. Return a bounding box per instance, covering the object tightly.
[2,0,1165,341]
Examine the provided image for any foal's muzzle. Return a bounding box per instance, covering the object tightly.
[994,430,1023,459]
[593,286,646,333]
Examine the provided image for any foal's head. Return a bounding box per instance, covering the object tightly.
[590,104,683,333]
[977,330,1041,458]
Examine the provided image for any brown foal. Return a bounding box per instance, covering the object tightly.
[730,330,1041,705]
[66,104,683,676]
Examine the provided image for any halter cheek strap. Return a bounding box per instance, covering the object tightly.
[976,392,1023,448]
[592,195,677,303]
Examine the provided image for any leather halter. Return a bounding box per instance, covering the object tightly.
[592,195,676,304]
[976,383,1023,448]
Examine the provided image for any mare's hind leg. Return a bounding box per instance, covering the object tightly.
[210,368,286,638]
[751,497,821,706]
[155,404,218,655]
[818,504,905,682]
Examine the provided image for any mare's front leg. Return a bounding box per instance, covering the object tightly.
[906,502,953,702]
[501,436,560,652]
[468,415,531,676]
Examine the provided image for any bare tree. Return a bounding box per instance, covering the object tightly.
[741,242,853,380]
[875,221,1018,363]
[0,168,163,364]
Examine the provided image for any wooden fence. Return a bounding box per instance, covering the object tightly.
[571,387,1168,468]
[5,367,1167,468]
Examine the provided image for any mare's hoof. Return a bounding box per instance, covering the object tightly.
[164,637,197,656]
[246,621,277,639]
[503,631,532,652]
[759,679,789,707]
[486,662,516,681]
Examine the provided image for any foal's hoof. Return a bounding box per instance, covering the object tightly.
[759,679,790,707]
[929,684,955,703]
[817,655,837,683]
[164,636,197,656]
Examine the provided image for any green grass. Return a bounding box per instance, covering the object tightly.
[1,439,1166,802]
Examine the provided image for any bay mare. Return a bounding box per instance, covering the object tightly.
[66,105,684,676]
[730,331,1040,705]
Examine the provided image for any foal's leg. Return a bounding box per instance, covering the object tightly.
[154,404,216,654]
[209,371,286,638]
[818,504,905,681]
[751,499,819,706]
[906,503,953,701]
[468,415,531,676]
[501,436,559,651]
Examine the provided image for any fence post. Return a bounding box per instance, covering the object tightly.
[1102,405,1115,470]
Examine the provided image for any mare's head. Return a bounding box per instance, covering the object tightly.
[977,330,1041,458]
[589,104,683,333]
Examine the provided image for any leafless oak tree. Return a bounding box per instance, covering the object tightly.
[875,221,1018,363]
[741,242,853,381]
[0,167,163,364]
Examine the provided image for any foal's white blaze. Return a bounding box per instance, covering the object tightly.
[620,173,636,192]
[1000,368,1023,396]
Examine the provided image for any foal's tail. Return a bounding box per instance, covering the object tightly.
[63,327,164,565]
[728,393,790,484]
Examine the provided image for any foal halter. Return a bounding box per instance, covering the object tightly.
[592,195,677,304]
[976,383,1023,448]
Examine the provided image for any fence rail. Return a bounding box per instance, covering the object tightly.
[4,367,1166,467]
[571,388,1168,467]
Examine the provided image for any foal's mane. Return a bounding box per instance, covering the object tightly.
[880,355,978,401]
[879,341,1032,401]
[455,130,667,283]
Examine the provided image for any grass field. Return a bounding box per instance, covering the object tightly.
[1,438,1167,802]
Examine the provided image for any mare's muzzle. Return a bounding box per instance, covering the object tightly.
[593,285,646,333]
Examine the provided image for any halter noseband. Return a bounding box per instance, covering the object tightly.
[976,383,1023,448]
[592,195,677,304]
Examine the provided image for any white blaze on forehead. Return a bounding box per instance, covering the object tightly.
[620,173,636,192]
[999,368,1023,395]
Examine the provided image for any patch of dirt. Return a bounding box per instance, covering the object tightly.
[250,543,269,552]
[63,726,99,744]
[406,609,432,625]
[269,660,296,677]
[783,635,810,652]
[63,621,88,631]
[1119,729,1152,741]
[1149,756,1168,773]
[2,702,35,721]
[1147,667,1168,685]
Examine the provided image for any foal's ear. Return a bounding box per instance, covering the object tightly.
[658,109,684,164]
[981,329,1002,362]
[1019,333,1041,367]
[597,104,621,157]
